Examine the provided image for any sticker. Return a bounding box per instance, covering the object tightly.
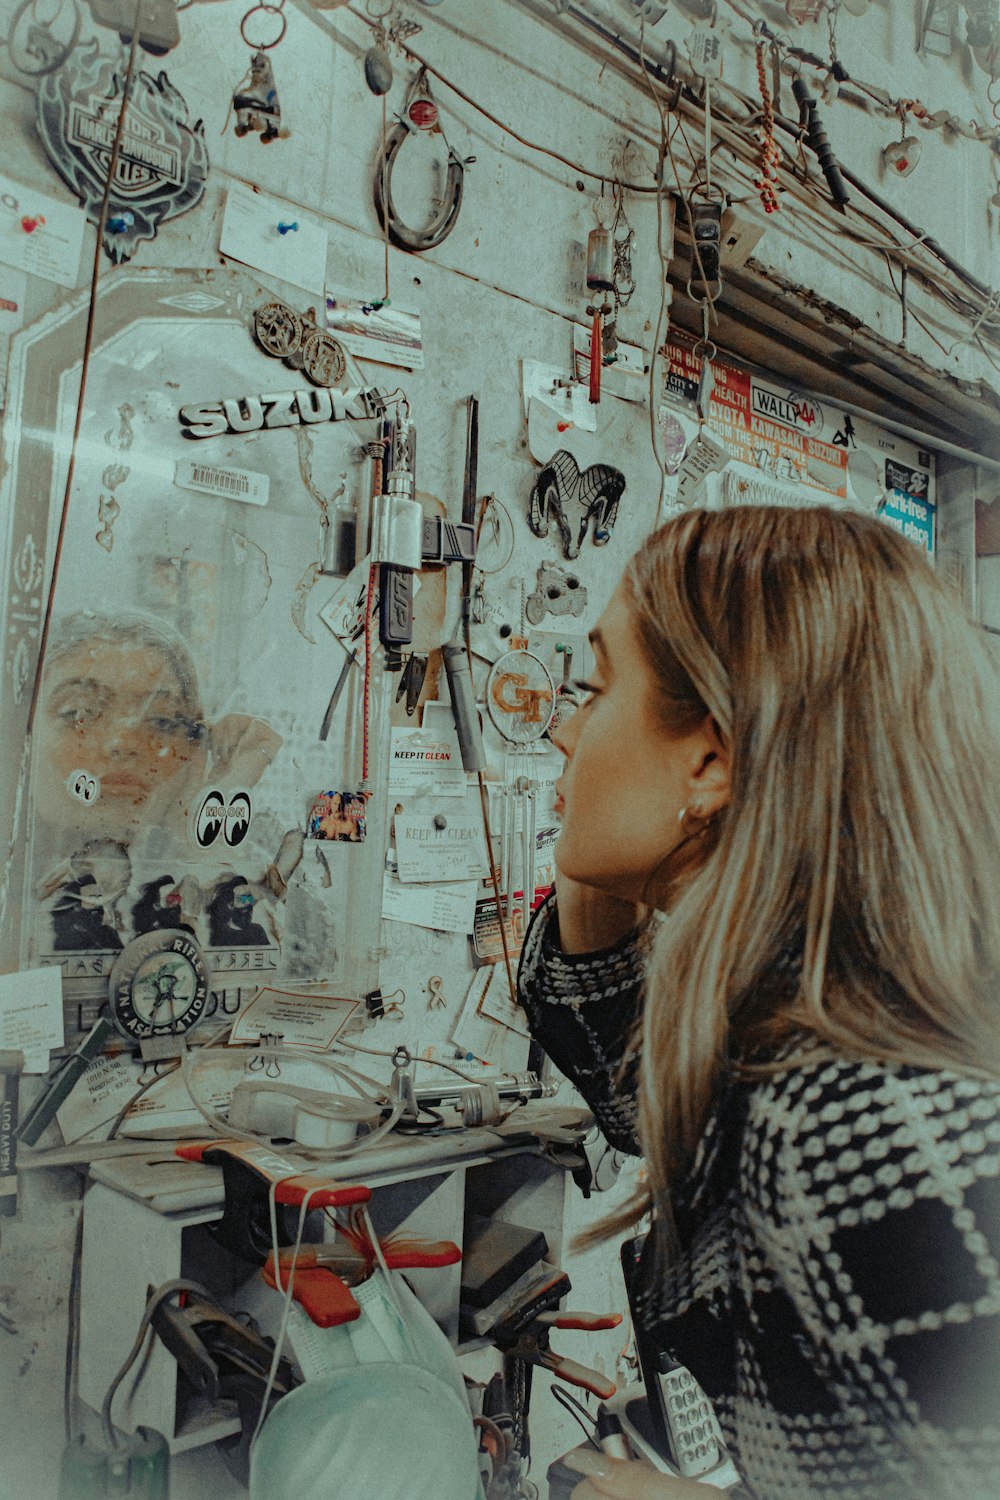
[36,39,208,264]
[394,810,489,883]
[472,896,526,965]
[325,292,424,370]
[674,429,730,505]
[318,557,376,643]
[307,790,371,843]
[174,458,269,506]
[688,28,724,78]
[0,172,86,287]
[67,769,100,803]
[193,788,252,849]
[885,459,931,501]
[879,491,935,554]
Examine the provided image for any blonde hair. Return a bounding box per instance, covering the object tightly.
[597,505,1000,1245]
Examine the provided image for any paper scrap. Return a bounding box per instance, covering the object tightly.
[381,872,478,934]
[56,1053,139,1144]
[118,1054,237,1136]
[229,988,360,1049]
[0,967,65,1073]
[0,266,26,407]
[220,182,328,296]
[319,556,375,644]
[325,292,423,369]
[0,174,86,287]
[522,360,597,433]
[389,725,467,798]
[450,967,529,1072]
[478,970,531,1038]
[394,809,489,883]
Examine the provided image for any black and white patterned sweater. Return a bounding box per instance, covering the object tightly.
[517,893,1000,1500]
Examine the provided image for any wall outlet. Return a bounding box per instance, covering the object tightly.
[720,206,767,268]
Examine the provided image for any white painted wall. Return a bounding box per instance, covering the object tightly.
[1,1,996,1496]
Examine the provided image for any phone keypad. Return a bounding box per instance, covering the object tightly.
[658,1366,723,1475]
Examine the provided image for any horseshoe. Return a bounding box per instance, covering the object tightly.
[373,70,468,253]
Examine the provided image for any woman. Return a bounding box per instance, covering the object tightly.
[517,506,1000,1499]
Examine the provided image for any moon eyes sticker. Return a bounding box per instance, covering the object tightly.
[67,769,100,803]
[193,788,252,849]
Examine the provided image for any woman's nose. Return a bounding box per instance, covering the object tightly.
[549,705,579,757]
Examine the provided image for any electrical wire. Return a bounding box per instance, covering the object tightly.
[100,1279,213,1449]
[346,5,662,192]
[179,1039,406,1158]
[64,1204,84,1444]
[336,1034,487,1085]
[550,1383,602,1450]
[249,1179,319,1449]
[637,19,678,527]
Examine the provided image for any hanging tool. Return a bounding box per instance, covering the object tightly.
[499,778,513,921]
[394,652,427,715]
[175,1140,371,1264]
[515,780,539,930]
[585,209,615,404]
[461,394,479,626]
[443,643,486,773]
[373,68,471,252]
[492,1267,622,1461]
[319,647,358,740]
[17,1016,114,1146]
[791,75,850,210]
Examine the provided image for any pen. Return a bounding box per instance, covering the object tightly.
[595,1405,632,1462]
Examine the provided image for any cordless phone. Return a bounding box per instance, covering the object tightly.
[649,1349,725,1477]
[619,1234,726,1478]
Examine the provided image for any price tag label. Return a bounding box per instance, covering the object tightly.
[675,429,730,505]
[688,28,724,78]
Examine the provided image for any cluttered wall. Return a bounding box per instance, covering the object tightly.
[1,0,999,1494]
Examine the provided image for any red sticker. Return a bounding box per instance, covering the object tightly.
[408,98,438,129]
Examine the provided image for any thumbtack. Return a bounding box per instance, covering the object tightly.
[277,221,299,234]
[433,813,448,830]
[20,215,45,234]
[106,212,134,233]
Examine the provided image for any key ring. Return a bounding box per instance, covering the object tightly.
[8,0,81,76]
[240,0,287,51]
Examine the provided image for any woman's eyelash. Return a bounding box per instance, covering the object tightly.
[570,679,598,696]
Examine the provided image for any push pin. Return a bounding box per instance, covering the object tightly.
[277,221,298,234]
[106,212,135,234]
[433,813,448,830]
[20,215,45,233]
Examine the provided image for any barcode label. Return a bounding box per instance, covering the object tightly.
[174,459,269,506]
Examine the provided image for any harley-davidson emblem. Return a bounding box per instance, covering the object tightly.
[36,37,208,262]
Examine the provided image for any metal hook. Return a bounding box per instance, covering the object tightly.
[659,38,682,111]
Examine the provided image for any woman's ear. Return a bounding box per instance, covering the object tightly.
[688,713,731,818]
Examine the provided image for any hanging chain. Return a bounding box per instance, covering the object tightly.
[755,40,782,214]
[610,179,636,308]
